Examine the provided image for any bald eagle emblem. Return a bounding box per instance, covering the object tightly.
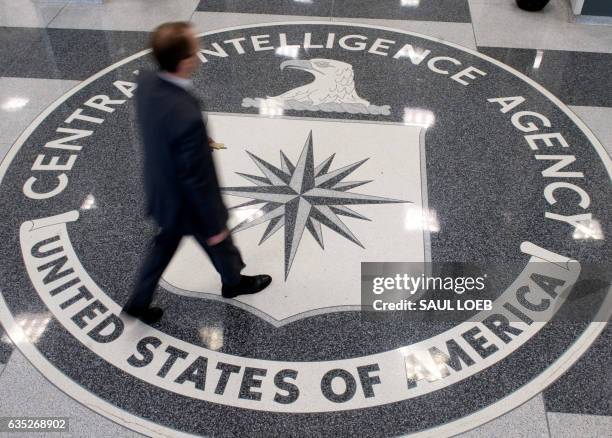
[242,58,391,115]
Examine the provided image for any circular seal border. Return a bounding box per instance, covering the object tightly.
[0,21,610,437]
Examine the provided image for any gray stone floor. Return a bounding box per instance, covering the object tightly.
[0,0,609,436]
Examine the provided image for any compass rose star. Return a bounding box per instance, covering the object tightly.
[221,131,409,279]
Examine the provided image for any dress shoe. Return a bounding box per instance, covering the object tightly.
[124,307,164,324]
[222,274,272,298]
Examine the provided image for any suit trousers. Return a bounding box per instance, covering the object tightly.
[123,227,245,314]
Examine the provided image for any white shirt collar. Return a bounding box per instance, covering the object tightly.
[158,72,193,91]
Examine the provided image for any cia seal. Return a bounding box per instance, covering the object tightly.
[0,23,610,437]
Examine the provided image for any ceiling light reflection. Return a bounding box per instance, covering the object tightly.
[276,45,300,59]
[258,99,284,117]
[573,218,604,240]
[401,0,421,7]
[533,50,544,69]
[1,97,29,111]
[403,108,435,128]
[11,313,52,344]
[80,193,97,210]
[199,326,224,350]
[405,205,440,232]
[403,349,449,384]
[394,45,429,63]
[230,206,263,225]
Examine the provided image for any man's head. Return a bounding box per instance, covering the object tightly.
[150,22,199,78]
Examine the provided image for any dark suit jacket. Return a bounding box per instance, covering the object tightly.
[135,70,228,237]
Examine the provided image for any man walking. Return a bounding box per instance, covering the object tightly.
[123,22,271,324]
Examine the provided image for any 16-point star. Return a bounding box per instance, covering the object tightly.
[221,131,408,279]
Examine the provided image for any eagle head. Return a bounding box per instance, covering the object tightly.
[275,58,369,107]
[280,58,352,78]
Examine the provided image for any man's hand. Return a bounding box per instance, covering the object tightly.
[206,228,230,246]
[208,137,226,150]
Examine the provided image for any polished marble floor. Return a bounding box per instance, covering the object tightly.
[0,1,610,437]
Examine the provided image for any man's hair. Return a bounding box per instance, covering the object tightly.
[150,22,195,72]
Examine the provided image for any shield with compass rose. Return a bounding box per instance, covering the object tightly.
[162,113,429,322]
[221,130,407,279]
